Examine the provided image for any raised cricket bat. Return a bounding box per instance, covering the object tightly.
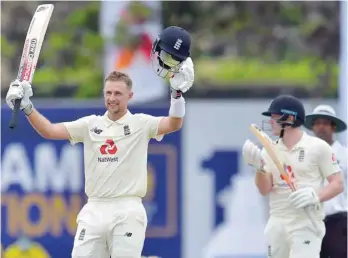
[249,123,320,233]
[9,4,54,129]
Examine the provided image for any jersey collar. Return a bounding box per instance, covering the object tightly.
[277,131,308,151]
[103,110,132,127]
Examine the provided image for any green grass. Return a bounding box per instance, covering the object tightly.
[195,57,338,89]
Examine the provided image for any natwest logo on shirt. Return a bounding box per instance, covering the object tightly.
[98,139,118,163]
[100,139,118,155]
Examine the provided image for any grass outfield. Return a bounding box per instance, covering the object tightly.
[194,57,339,90]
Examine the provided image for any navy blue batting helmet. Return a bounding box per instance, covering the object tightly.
[262,95,306,127]
[151,26,191,78]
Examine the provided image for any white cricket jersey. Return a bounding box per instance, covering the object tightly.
[261,132,341,221]
[323,141,347,216]
[63,111,163,199]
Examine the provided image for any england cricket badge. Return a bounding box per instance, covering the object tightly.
[124,125,131,136]
[298,149,305,162]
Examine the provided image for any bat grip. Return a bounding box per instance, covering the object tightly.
[9,98,22,129]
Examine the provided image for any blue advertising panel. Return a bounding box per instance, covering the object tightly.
[1,106,181,258]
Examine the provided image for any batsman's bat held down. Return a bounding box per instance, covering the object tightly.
[249,123,320,234]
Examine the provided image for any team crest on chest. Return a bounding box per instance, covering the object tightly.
[298,149,305,162]
[123,125,131,136]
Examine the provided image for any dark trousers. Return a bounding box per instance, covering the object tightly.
[320,212,347,258]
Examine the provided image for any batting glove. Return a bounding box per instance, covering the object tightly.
[242,139,264,172]
[170,57,194,93]
[6,80,34,115]
[288,187,320,209]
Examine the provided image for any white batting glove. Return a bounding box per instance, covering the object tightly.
[170,57,194,93]
[288,187,320,209]
[242,139,264,171]
[6,80,34,115]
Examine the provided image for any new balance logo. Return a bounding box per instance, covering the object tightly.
[173,39,183,50]
[124,232,132,237]
[303,240,310,245]
[90,127,103,134]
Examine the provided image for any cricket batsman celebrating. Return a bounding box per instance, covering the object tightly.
[5,26,194,258]
[242,95,344,258]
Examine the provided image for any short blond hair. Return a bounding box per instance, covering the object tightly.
[104,70,133,89]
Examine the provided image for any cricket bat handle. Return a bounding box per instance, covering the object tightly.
[9,98,22,129]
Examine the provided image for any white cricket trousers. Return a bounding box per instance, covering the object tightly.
[264,215,325,258]
[71,197,147,258]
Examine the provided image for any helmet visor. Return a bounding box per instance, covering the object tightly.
[151,50,182,78]
[159,50,181,71]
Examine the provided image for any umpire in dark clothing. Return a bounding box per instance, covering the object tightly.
[305,105,347,258]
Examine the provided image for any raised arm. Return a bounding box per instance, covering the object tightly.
[157,57,194,136]
[157,93,185,135]
[5,80,87,142]
[27,108,70,140]
[5,80,69,140]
